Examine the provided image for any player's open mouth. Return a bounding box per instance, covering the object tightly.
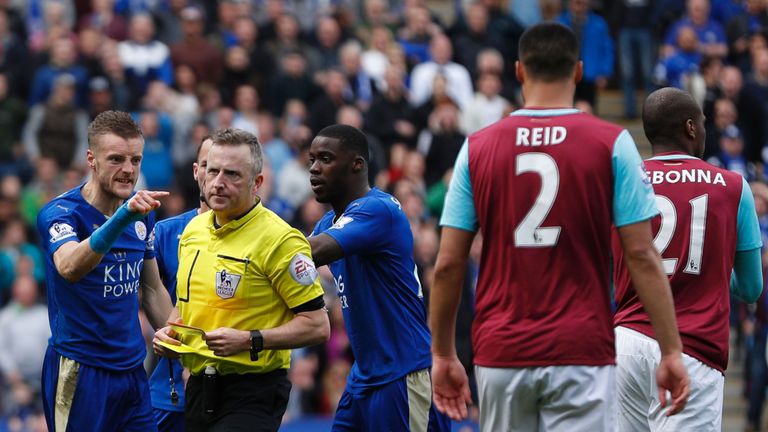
[115,178,132,185]
[310,178,323,191]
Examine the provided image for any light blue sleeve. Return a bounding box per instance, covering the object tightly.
[439,139,478,232]
[730,249,763,303]
[612,130,658,227]
[736,177,763,252]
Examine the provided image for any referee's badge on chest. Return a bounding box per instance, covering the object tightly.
[215,269,242,299]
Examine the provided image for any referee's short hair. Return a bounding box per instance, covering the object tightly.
[317,124,369,163]
[211,128,263,178]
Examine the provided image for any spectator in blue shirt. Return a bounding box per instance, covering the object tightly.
[28,38,89,109]
[656,26,703,89]
[557,0,614,111]
[663,0,728,59]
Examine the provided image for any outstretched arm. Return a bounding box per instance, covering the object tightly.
[308,233,344,267]
[53,190,168,282]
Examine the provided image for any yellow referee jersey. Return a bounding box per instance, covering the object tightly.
[176,202,324,375]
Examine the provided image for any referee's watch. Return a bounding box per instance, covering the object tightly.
[249,330,264,361]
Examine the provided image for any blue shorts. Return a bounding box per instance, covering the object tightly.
[154,408,185,432]
[42,346,157,432]
[332,368,450,432]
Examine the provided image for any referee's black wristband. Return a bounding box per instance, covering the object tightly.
[250,330,263,361]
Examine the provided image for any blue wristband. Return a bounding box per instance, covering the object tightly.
[89,201,145,254]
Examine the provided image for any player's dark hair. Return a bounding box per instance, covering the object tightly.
[317,124,369,163]
[211,128,263,177]
[642,87,702,147]
[88,110,143,149]
[518,23,579,82]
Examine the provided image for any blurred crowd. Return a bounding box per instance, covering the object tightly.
[2,0,768,430]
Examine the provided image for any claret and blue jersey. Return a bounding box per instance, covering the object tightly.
[312,188,432,393]
[37,186,156,371]
[440,108,658,368]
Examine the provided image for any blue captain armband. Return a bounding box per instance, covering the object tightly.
[89,200,145,254]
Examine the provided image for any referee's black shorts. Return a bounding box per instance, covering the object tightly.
[185,369,290,432]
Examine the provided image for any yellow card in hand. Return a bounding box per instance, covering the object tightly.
[157,340,220,359]
[168,322,206,337]
[157,340,198,354]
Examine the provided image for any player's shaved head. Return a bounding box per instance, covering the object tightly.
[518,23,579,82]
[642,87,704,154]
[317,124,369,163]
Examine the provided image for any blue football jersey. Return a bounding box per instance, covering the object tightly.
[312,188,432,393]
[37,186,156,371]
[149,208,198,412]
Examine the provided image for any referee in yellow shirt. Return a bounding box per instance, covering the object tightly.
[153,128,330,432]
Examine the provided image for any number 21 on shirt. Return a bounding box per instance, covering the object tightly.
[653,194,707,275]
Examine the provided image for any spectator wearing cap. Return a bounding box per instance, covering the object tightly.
[118,13,174,110]
[28,37,89,109]
[170,6,223,87]
[708,124,755,179]
[22,73,88,170]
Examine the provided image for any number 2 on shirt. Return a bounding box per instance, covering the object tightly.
[653,194,708,275]
[514,152,561,247]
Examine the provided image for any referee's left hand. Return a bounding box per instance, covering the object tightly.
[204,327,250,357]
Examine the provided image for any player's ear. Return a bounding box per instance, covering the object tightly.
[515,61,524,84]
[193,162,199,179]
[352,156,365,173]
[86,149,95,169]
[574,61,583,84]
[685,118,696,139]
[252,174,264,193]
